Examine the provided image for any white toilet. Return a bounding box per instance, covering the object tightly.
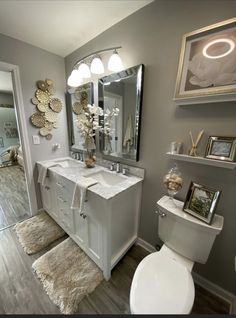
[130,195,224,314]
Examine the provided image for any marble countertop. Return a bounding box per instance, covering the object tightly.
[37,157,143,200]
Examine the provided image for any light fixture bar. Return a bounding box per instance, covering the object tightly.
[73,46,122,67]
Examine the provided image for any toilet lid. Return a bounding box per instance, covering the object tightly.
[130,252,195,314]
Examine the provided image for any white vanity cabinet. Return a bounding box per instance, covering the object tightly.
[40,170,57,220]
[38,161,143,280]
[54,175,75,234]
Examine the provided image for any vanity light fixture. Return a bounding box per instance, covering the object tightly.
[67,46,123,87]
[67,69,83,87]
[202,38,235,59]
[90,56,105,74]
[108,50,123,72]
[78,63,91,78]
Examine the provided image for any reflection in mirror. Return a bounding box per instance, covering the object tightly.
[66,82,93,151]
[98,64,144,162]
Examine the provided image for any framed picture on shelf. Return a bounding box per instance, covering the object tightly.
[183,182,221,224]
[205,136,236,162]
[174,18,236,105]
[0,137,4,148]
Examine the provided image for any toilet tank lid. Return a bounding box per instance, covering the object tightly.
[157,196,224,234]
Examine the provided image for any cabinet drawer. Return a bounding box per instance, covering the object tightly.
[55,176,74,202]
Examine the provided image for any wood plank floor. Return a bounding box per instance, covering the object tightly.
[0,165,30,230]
[0,226,230,314]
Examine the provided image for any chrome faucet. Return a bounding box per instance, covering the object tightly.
[109,163,115,171]
[116,162,121,173]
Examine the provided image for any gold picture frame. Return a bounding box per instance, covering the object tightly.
[174,18,236,105]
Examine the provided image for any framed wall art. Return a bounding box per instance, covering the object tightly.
[174,18,236,105]
[183,181,221,224]
[205,136,236,162]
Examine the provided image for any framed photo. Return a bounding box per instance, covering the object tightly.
[0,137,4,148]
[205,136,236,162]
[174,18,236,105]
[183,182,221,224]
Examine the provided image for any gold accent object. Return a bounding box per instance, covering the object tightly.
[37,103,47,112]
[72,102,83,115]
[189,130,204,156]
[39,127,51,136]
[31,97,39,105]
[45,110,58,123]
[31,112,46,128]
[36,89,51,104]
[49,98,62,113]
[37,80,48,91]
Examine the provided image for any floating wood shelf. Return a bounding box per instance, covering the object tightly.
[166,152,236,170]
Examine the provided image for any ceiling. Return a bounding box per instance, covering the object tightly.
[0,0,153,57]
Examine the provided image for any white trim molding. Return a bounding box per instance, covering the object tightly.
[135,237,156,253]
[136,237,235,313]
[0,61,38,216]
[192,272,236,314]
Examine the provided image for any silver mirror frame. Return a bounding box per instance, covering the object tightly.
[98,64,144,162]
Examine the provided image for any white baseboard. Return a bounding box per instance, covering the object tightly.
[136,237,235,313]
[135,237,156,253]
[192,272,235,314]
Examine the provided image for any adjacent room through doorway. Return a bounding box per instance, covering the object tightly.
[0,70,30,230]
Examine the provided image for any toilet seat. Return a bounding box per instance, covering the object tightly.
[130,250,195,314]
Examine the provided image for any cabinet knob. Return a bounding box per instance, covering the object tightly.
[80,212,87,219]
[45,186,50,190]
[155,210,166,218]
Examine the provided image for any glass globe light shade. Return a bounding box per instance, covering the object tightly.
[67,69,83,87]
[78,63,91,78]
[108,51,123,72]
[90,56,104,74]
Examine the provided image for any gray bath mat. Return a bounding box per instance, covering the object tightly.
[14,211,65,254]
[32,237,103,314]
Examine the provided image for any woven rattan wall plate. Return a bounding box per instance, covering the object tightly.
[37,103,48,112]
[45,110,58,123]
[36,89,51,104]
[37,80,48,92]
[44,121,53,130]
[72,102,83,115]
[49,98,62,113]
[31,97,39,105]
[46,133,52,140]
[31,112,46,128]
[39,127,51,136]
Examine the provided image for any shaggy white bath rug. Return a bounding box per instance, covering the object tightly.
[14,211,65,254]
[32,238,103,314]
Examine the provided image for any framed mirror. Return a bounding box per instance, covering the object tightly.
[98,64,144,162]
[66,82,93,151]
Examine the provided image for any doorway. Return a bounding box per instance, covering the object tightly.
[0,69,31,230]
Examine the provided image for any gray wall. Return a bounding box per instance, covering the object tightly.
[0,33,69,208]
[65,0,236,294]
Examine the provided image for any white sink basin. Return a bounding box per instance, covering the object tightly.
[84,170,126,186]
[55,159,81,168]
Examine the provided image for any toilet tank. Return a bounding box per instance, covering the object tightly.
[157,196,224,264]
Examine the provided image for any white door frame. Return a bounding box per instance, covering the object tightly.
[0,61,37,216]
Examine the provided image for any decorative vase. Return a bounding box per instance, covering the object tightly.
[104,134,112,155]
[163,165,183,201]
[84,149,96,168]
